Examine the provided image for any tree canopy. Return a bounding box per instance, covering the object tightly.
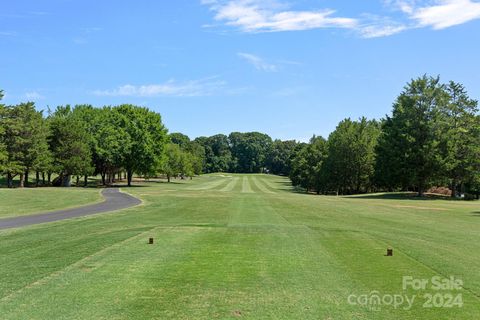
[0,75,478,198]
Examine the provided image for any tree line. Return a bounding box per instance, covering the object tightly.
[0,100,168,187]
[290,76,480,198]
[1,75,479,197]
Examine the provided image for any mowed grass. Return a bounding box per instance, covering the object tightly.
[0,187,102,218]
[0,174,479,319]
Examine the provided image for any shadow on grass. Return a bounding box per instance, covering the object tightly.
[344,192,458,201]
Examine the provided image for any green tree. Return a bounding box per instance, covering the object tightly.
[438,81,480,197]
[290,136,327,193]
[375,76,447,196]
[0,91,7,175]
[161,143,183,182]
[323,118,380,194]
[195,134,232,173]
[169,133,205,176]
[266,139,298,175]
[49,106,93,187]
[2,103,50,188]
[229,132,272,173]
[93,107,131,185]
[170,133,191,149]
[115,105,168,186]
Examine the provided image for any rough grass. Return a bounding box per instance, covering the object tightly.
[0,174,479,319]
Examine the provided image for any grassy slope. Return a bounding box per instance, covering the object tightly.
[0,188,102,218]
[0,174,479,319]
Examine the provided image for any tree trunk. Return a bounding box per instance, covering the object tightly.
[48,173,51,184]
[7,173,13,188]
[62,175,71,187]
[101,172,106,186]
[167,174,171,183]
[42,172,46,185]
[451,179,457,198]
[19,173,25,188]
[418,186,425,197]
[36,171,40,187]
[24,170,29,187]
[84,175,88,187]
[76,175,80,186]
[127,169,133,187]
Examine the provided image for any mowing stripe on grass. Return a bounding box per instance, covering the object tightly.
[241,176,253,193]
[259,178,281,192]
[0,224,163,302]
[251,177,275,194]
[219,177,239,192]
[187,178,229,191]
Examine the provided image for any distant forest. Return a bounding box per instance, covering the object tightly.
[1,75,479,197]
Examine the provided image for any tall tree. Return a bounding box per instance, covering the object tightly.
[49,106,93,187]
[229,132,272,173]
[195,134,232,173]
[161,143,183,182]
[169,133,205,176]
[290,136,327,193]
[266,139,298,175]
[375,76,447,196]
[0,91,7,175]
[323,118,380,194]
[438,81,480,197]
[2,103,50,188]
[93,107,131,185]
[170,133,191,149]
[115,105,168,186]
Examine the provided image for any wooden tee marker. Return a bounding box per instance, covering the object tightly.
[386,248,393,256]
[149,237,154,244]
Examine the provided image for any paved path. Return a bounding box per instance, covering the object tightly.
[0,188,141,230]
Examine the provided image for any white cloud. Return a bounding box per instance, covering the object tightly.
[92,77,227,97]
[411,0,480,29]
[203,0,358,33]
[204,0,480,38]
[25,91,45,100]
[360,24,407,38]
[359,15,409,38]
[384,0,417,14]
[237,52,278,72]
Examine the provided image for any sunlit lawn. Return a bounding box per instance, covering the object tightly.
[0,174,479,319]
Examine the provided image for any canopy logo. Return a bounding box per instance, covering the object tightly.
[347,276,463,312]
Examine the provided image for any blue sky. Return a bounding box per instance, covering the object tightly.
[1,0,480,141]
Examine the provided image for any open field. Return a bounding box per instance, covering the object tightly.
[0,188,102,218]
[0,174,479,319]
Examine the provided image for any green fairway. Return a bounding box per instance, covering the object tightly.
[0,174,479,319]
[0,188,102,218]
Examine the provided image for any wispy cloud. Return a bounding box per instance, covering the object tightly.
[411,0,480,29]
[25,91,45,100]
[384,0,480,29]
[92,77,227,97]
[202,0,358,33]
[358,15,408,38]
[237,52,278,72]
[360,24,407,38]
[203,0,480,38]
